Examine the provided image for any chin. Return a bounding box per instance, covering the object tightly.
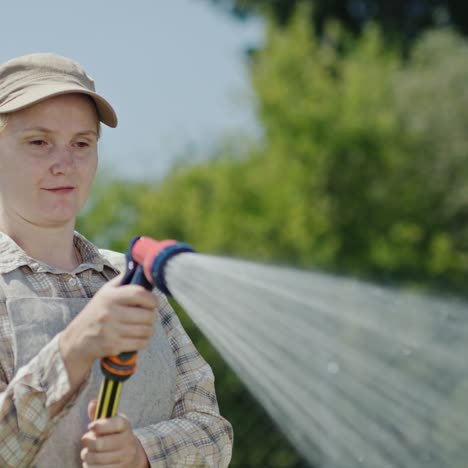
[39,211,78,228]
[42,204,81,223]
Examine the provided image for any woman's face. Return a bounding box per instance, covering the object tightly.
[0,94,99,230]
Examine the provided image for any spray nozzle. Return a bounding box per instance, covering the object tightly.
[131,236,195,296]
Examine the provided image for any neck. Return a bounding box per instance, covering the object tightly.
[0,217,79,271]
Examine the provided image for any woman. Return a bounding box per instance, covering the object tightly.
[0,53,233,467]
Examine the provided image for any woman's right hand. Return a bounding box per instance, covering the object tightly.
[59,274,159,381]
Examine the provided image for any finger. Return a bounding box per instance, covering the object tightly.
[81,444,135,465]
[87,414,130,436]
[116,306,158,326]
[114,337,153,353]
[82,464,124,468]
[88,400,98,421]
[115,286,159,309]
[80,448,132,468]
[120,323,155,340]
[81,429,127,453]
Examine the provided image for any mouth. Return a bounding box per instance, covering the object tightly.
[43,186,76,194]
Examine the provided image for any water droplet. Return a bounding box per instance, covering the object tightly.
[327,361,340,374]
[421,451,432,461]
[402,347,413,356]
[441,309,450,321]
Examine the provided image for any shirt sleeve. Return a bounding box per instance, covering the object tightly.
[0,332,89,467]
[133,294,234,467]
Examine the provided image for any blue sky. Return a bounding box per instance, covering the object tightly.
[1,1,264,179]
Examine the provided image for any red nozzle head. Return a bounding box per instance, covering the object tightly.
[131,236,194,295]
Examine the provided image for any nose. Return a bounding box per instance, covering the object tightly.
[50,145,75,175]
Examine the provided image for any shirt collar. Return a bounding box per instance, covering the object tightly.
[0,230,119,275]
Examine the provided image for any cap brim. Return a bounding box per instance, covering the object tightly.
[0,83,118,128]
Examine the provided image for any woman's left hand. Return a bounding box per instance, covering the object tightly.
[81,400,149,468]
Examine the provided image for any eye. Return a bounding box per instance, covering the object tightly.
[29,139,48,146]
[74,139,96,149]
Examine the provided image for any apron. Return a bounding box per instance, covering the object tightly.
[3,266,176,467]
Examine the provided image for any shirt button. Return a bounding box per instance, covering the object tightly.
[68,277,77,286]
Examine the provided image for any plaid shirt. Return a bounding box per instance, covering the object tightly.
[0,231,233,467]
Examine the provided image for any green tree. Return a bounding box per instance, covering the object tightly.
[209,0,468,41]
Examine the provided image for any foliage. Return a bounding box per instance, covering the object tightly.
[392,28,468,290]
[77,13,468,467]
[208,0,467,42]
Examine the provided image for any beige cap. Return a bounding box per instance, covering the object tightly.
[0,53,118,127]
